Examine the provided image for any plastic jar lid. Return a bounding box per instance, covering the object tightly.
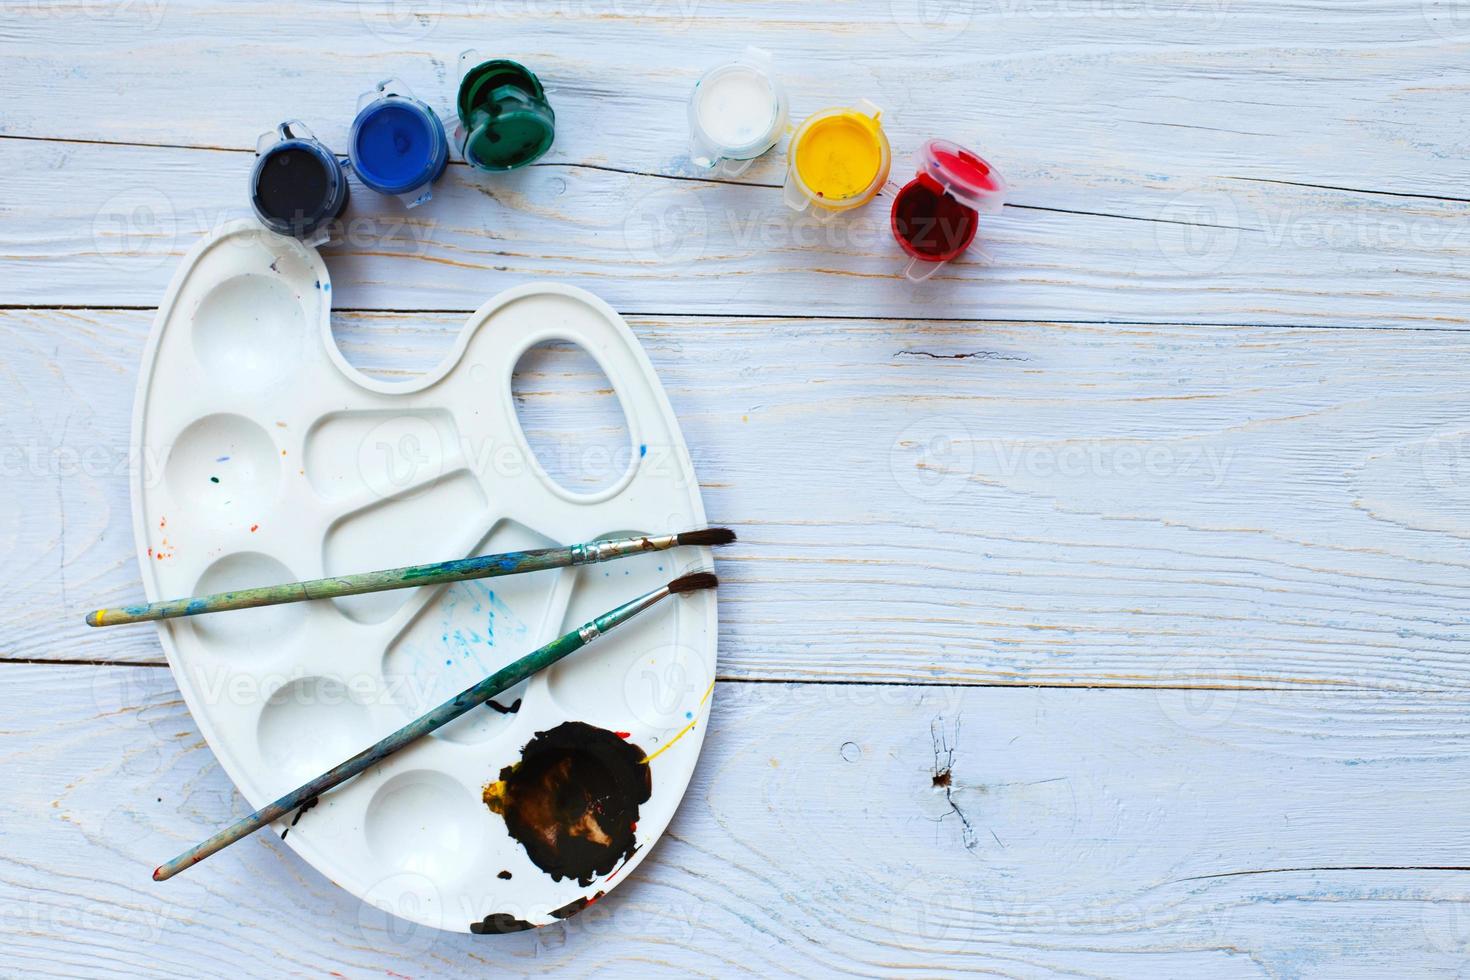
[689,47,787,170]
[457,58,556,172]
[784,101,891,213]
[913,139,1007,213]
[250,122,350,240]
[350,92,449,197]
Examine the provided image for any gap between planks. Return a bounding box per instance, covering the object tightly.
[5,133,1458,240]
[1,658,1451,694]
[4,132,1461,207]
[7,304,1470,334]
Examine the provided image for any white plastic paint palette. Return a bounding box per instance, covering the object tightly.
[132,219,716,933]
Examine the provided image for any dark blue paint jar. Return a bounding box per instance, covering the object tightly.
[250,121,350,241]
[349,81,449,206]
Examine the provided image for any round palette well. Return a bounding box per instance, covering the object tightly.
[132,220,717,932]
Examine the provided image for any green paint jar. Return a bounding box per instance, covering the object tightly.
[456,52,556,171]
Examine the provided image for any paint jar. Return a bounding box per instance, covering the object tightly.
[250,121,350,243]
[890,139,1007,281]
[348,79,449,207]
[688,47,788,176]
[455,52,556,172]
[782,100,891,216]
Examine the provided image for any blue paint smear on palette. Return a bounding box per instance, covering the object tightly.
[403,578,534,702]
[385,569,548,740]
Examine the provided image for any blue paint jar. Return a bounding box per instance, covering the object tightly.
[349,80,449,206]
[250,121,350,241]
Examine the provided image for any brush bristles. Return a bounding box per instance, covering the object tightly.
[668,572,718,595]
[676,527,736,547]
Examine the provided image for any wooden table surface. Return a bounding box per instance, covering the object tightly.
[5,1,1470,975]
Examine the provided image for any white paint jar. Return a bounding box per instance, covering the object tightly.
[688,47,788,176]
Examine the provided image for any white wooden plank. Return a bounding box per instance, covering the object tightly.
[5,662,1470,976]
[4,133,1469,324]
[3,0,1468,198]
[7,307,1470,689]
[5,0,1470,323]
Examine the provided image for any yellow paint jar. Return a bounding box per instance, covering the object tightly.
[783,100,891,215]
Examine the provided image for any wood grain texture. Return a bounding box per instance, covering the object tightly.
[7,663,1470,977]
[6,307,1470,690]
[4,0,1470,973]
[5,0,1468,193]
[2,1,1469,323]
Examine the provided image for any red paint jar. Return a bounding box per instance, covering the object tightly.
[890,139,1007,281]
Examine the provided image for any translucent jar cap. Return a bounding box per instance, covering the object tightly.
[914,139,1006,213]
[456,55,556,172]
[689,46,787,170]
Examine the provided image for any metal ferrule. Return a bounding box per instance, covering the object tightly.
[577,622,603,643]
[589,585,673,636]
[570,533,678,565]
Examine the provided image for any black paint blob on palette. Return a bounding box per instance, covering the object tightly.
[483,722,650,886]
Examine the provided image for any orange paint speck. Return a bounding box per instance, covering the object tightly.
[159,516,166,528]
[147,547,153,558]
[615,731,631,739]
[250,524,259,532]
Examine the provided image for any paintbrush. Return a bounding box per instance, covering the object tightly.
[152,571,718,881]
[86,528,734,627]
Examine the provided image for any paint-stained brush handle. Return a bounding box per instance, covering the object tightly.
[152,571,718,881]
[85,528,734,627]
